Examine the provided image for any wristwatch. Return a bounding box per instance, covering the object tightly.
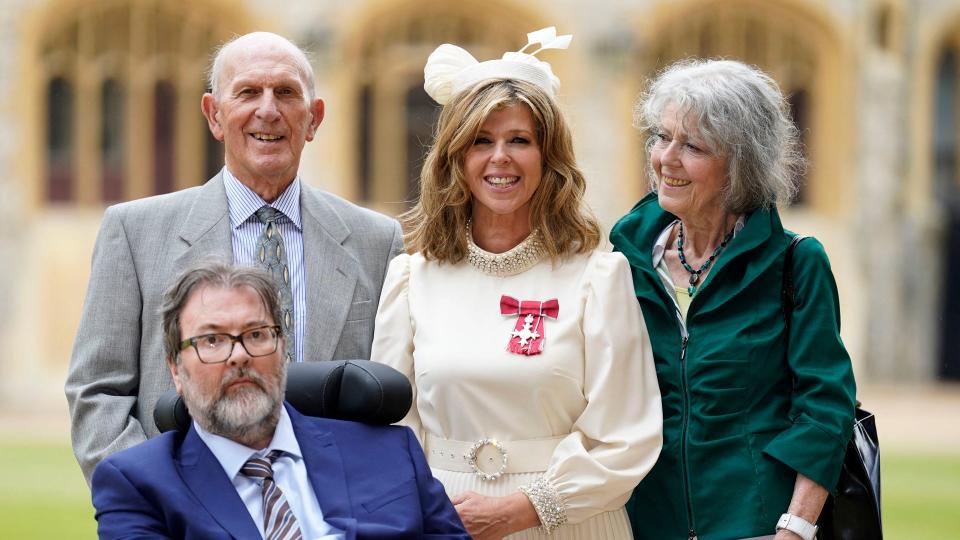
[776,513,818,540]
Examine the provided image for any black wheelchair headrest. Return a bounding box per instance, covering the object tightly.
[154,360,412,433]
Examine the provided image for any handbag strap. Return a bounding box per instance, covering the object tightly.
[781,234,809,328]
[782,235,864,411]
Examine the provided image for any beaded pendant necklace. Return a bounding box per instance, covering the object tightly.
[677,221,735,297]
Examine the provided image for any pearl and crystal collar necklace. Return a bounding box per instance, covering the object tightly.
[465,223,546,277]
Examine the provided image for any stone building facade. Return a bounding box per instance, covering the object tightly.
[1,0,959,413]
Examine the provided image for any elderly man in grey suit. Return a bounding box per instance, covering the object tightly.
[65,31,403,483]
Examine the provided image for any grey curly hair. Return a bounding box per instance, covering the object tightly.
[635,59,805,213]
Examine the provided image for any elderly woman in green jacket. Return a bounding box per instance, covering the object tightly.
[610,59,856,540]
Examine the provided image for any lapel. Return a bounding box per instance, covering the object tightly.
[300,186,360,361]
[177,427,261,539]
[288,406,358,537]
[173,173,233,268]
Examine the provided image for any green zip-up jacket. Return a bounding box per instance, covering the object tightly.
[610,193,856,540]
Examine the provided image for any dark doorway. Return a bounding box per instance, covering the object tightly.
[935,49,960,380]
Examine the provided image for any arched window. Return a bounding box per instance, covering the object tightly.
[45,77,73,203]
[934,44,960,381]
[153,81,176,195]
[788,89,810,205]
[640,2,833,207]
[357,84,374,201]
[349,8,532,212]
[38,1,237,205]
[101,79,126,203]
[934,49,957,193]
[404,85,440,202]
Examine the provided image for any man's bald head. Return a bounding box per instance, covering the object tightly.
[200,30,325,200]
[208,32,316,100]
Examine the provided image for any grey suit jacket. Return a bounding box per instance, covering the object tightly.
[65,173,403,483]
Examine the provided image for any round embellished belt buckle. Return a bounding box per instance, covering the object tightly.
[465,438,508,481]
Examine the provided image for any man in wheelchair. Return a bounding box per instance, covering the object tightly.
[90,262,468,539]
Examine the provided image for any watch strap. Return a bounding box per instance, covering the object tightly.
[776,513,818,540]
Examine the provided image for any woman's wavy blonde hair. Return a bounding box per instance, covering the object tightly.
[402,79,599,263]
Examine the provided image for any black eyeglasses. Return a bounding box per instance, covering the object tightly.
[178,325,282,364]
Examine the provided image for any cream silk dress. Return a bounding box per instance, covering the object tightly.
[371,249,663,539]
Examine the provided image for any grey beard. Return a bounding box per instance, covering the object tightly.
[180,363,286,447]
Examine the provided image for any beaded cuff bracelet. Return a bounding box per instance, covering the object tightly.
[519,477,568,533]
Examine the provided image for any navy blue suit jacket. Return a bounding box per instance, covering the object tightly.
[91,404,468,539]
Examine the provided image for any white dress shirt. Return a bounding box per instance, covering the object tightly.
[223,168,307,363]
[194,407,344,540]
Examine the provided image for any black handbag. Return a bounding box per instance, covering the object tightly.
[782,235,883,540]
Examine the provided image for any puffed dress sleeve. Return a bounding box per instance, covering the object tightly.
[521,252,663,530]
[370,253,424,442]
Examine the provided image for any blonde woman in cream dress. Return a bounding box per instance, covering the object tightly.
[372,29,663,540]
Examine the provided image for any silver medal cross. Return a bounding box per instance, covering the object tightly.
[511,314,540,348]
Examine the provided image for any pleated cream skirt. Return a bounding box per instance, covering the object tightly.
[433,468,634,539]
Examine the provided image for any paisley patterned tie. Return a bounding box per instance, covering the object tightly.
[255,206,295,363]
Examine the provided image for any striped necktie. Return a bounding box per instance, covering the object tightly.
[255,206,295,363]
[241,450,303,540]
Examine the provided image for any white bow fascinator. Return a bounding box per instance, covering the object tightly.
[423,27,572,105]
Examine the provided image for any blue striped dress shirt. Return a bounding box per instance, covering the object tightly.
[222,168,306,363]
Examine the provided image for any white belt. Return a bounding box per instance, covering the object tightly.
[425,434,565,481]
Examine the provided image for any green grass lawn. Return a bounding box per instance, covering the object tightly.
[1,441,957,539]
[0,442,97,538]
[881,453,960,539]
